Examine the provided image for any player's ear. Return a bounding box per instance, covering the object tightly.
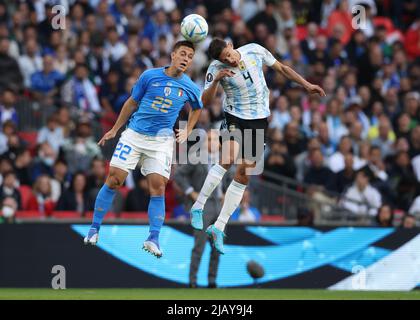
[170,51,175,61]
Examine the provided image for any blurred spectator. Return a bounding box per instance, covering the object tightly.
[86,157,107,195]
[141,9,171,46]
[87,35,111,85]
[62,119,102,173]
[1,196,18,224]
[0,37,23,92]
[31,142,57,181]
[100,69,124,116]
[13,149,32,186]
[56,171,93,214]
[230,189,261,222]
[304,148,336,192]
[328,135,365,173]
[0,171,21,209]
[27,174,55,217]
[335,153,356,193]
[61,63,101,116]
[404,18,420,60]
[395,112,412,140]
[56,106,75,138]
[309,0,337,28]
[37,114,65,153]
[341,168,382,217]
[105,26,128,62]
[0,88,19,126]
[400,213,417,228]
[0,156,13,185]
[269,96,291,131]
[50,158,70,203]
[54,44,72,76]
[30,54,64,104]
[114,76,137,114]
[125,174,150,212]
[263,141,296,180]
[18,38,43,88]
[325,97,348,146]
[297,207,314,226]
[369,115,396,158]
[284,121,306,157]
[409,195,420,216]
[409,125,420,158]
[374,204,394,227]
[388,151,417,206]
[318,122,335,157]
[295,137,321,181]
[327,0,353,45]
[368,146,388,181]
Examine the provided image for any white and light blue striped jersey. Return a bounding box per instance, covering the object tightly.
[204,43,276,120]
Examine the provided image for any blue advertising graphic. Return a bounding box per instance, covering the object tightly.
[72,225,395,287]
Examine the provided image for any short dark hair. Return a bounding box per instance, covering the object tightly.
[172,40,195,53]
[208,38,227,60]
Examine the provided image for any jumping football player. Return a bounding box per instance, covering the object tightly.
[84,41,203,258]
[191,38,326,254]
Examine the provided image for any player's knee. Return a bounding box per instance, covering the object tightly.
[149,184,165,196]
[221,154,235,167]
[148,179,166,196]
[220,163,232,170]
[234,166,249,185]
[106,174,124,189]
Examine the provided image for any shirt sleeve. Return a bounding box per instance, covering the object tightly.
[254,43,276,67]
[188,83,203,110]
[130,70,150,103]
[203,63,218,90]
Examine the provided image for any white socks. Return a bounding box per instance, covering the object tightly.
[192,164,227,211]
[214,180,247,232]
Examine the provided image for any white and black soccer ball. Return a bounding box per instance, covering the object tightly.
[180,14,208,43]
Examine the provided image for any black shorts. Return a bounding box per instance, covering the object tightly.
[219,112,268,161]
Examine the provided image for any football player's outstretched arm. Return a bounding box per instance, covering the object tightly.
[98,97,138,146]
[201,69,235,106]
[272,61,326,97]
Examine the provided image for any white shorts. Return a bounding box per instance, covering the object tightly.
[109,128,174,179]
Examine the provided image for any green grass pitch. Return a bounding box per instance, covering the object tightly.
[1,288,420,300]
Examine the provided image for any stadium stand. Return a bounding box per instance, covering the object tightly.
[0,0,418,227]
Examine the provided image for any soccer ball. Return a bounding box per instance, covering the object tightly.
[180,14,208,43]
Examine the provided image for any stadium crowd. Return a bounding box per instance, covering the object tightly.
[0,0,419,226]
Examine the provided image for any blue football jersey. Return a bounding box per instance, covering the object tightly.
[128,67,203,136]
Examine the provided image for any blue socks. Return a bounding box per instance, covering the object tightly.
[91,187,165,242]
[148,195,165,236]
[91,184,116,230]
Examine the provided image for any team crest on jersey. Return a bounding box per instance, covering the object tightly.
[206,73,213,82]
[164,87,171,97]
[239,61,246,71]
